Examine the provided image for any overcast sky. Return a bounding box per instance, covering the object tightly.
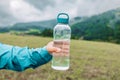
[0,0,120,26]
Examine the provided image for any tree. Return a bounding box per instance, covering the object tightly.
[114,21,120,43]
[40,29,53,37]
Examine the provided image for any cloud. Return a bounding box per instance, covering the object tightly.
[25,0,55,10]
[10,0,43,21]
[23,0,120,18]
[76,0,120,16]
[0,0,18,26]
[0,0,120,26]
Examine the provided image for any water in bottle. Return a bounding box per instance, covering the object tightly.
[52,13,71,70]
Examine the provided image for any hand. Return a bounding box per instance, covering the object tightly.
[46,41,61,54]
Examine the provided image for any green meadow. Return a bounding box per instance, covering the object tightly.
[0,33,120,80]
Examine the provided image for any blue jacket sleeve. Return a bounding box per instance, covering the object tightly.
[0,43,52,71]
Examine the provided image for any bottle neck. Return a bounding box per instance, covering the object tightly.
[57,23,68,25]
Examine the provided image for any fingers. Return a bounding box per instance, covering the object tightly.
[46,41,70,54]
[56,48,61,52]
[48,47,61,53]
[46,41,61,53]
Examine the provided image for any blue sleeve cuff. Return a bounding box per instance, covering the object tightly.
[29,46,53,69]
[39,46,53,63]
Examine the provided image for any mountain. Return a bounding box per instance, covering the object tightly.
[71,8,120,43]
[0,16,84,32]
[10,16,85,30]
[9,19,57,31]
[0,19,57,33]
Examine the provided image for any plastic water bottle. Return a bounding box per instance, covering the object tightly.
[52,13,71,70]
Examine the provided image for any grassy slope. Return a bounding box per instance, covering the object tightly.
[0,33,120,80]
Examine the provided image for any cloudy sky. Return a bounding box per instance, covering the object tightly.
[0,0,120,26]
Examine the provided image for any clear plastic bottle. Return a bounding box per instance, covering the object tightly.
[52,13,71,70]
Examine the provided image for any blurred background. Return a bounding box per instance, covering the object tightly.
[0,0,120,80]
[0,0,120,43]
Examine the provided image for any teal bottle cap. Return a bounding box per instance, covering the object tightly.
[57,13,69,24]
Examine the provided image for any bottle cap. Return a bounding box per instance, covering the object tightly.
[57,13,69,24]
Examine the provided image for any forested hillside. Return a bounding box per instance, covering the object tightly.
[71,8,120,43]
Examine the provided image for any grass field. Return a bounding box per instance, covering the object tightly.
[0,33,120,80]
